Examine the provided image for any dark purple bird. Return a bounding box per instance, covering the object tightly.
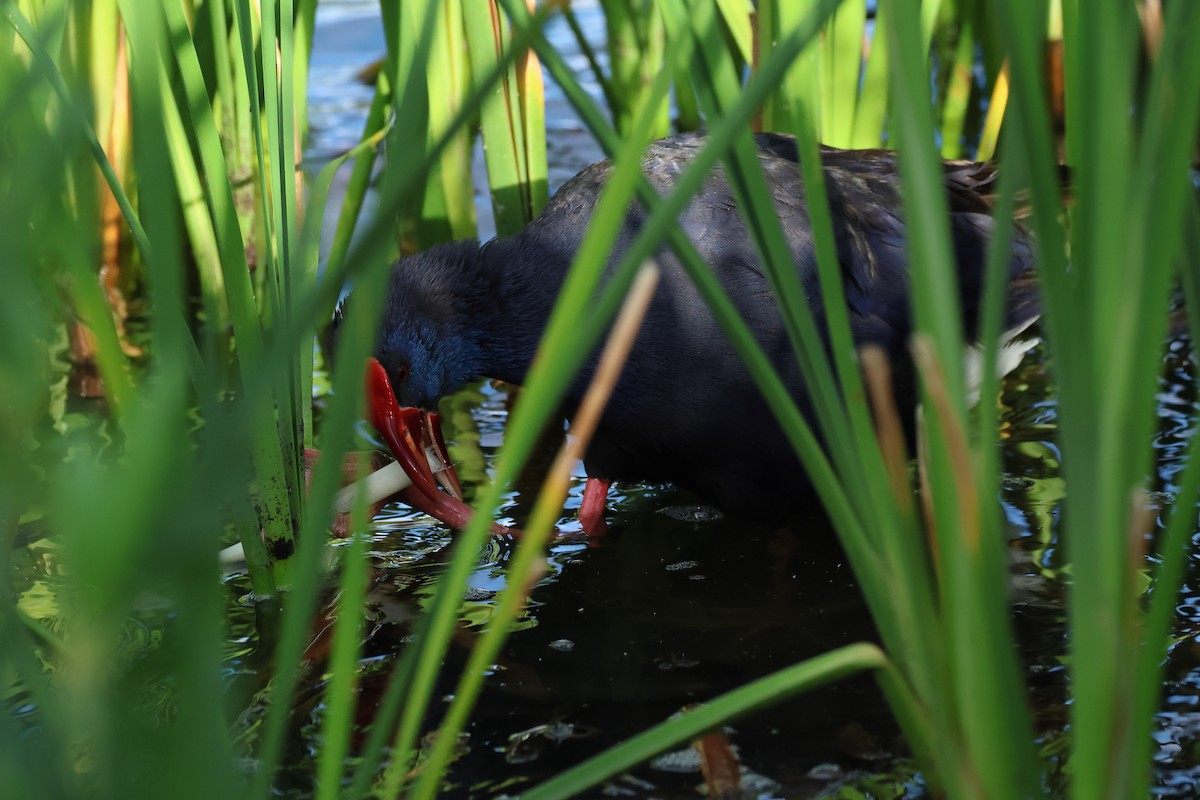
[339,132,1038,534]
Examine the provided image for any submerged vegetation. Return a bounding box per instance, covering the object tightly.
[2,0,1200,797]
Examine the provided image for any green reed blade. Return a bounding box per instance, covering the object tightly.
[883,3,1040,794]
[323,69,390,280]
[247,133,404,800]
[670,0,853,465]
[561,3,619,119]
[881,0,964,403]
[226,2,261,298]
[158,69,227,351]
[271,0,307,504]
[974,61,1007,162]
[230,0,278,307]
[379,0,434,251]
[1063,4,1157,795]
[919,0,942,48]
[380,0,855,787]
[758,0,796,134]
[159,0,296,584]
[403,0,475,249]
[499,0,871,553]
[938,14,974,158]
[1091,2,1200,795]
[519,21,548,217]
[294,0,317,144]
[849,0,889,148]
[3,0,143,415]
[599,0,670,139]
[314,526,370,800]
[822,0,865,146]
[408,63,677,800]
[464,1,544,235]
[714,0,753,65]
[969,162,1019,491]
[1134,205,1200,797]
[772,5,948,721]
[438,0,479,237]
[666,12,948,714]
[205,0,235,161]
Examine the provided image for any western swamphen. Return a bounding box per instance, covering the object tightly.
[339,132,1039,534]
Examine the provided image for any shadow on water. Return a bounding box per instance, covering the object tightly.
[221,377,908,797]
[433,497,890,796]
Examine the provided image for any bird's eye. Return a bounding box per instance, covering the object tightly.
[395,363,410,383]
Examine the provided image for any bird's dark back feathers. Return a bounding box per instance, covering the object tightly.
[363,131,1038,519]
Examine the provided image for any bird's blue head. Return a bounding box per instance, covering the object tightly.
[375,314,482,410]
[373,243,488,411]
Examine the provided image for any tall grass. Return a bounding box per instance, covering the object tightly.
[2,1,1199,799]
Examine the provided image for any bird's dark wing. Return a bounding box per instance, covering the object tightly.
[525,130,1037,364]
[818,144,1038,343]
[643,137,912,351]
[511,131,1041,518]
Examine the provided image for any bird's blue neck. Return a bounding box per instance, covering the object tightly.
[471,236,569,385]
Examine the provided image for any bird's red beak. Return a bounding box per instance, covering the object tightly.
[364,357,476,529]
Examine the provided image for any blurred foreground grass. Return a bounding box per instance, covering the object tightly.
[2,1,1200,798]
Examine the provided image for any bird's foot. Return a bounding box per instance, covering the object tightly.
[579,476,612,537]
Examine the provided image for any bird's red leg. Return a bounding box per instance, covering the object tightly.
[579,476,612,537]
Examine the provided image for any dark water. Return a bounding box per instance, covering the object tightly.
[12,3,1200,799]
[214,329,1198,799]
